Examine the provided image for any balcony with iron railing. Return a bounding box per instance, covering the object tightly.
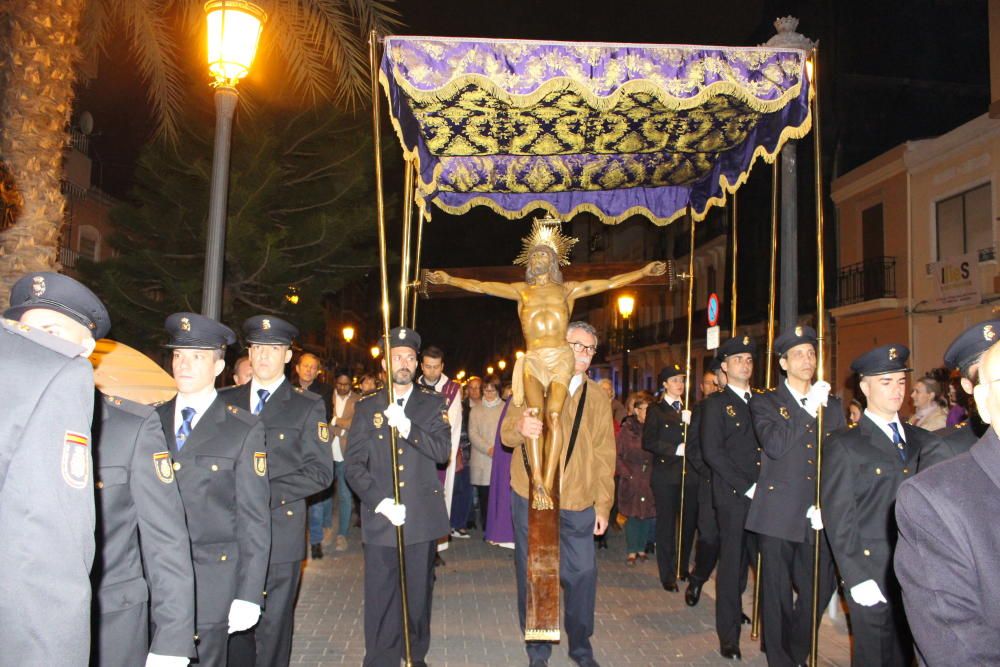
[836,256,896,306]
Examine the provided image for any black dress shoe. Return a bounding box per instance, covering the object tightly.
[528,660,548,667]
[720,644,742,660]
[741,613,752,625]
[685,580,702,606]
[572,658,601,667]
[434,554,445,567]
[662,581,679,592]
[310,543,323,559]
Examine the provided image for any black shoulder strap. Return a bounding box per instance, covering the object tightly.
[519,382,589,474]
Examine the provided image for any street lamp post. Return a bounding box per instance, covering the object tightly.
[201,1,266,320]
[342,325,355,370]
[617,294,635,397]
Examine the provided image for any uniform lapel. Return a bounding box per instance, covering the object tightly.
[262,380,292,419]
[178,397,225,456]
[862,415,902,463]
[160,397,178,455]
[230,382,252,412]
[971,427,1000,492]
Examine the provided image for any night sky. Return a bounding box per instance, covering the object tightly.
[75,0,990,375]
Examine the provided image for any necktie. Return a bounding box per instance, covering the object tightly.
[176,407,196,450]
[672,400,682,412]
[744,391,751,402]
[888,422,907,462]
[801,397,808,407]
[254,388,270,415]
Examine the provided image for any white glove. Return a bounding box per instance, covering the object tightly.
[227,599,261,634]
[375,497,407,526]
[383,403,412,438]
[145,654,189,667]
[744,483,757,499]
[850,579,887,607]
[674,443,686,457]
[680,409,692,425]
[806,505,824,530]
[807,381,831,409]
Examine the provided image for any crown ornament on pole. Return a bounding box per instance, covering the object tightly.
[514,215,578,267]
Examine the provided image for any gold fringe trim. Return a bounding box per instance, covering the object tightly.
[377,66,815,226]
[524,628,561,642]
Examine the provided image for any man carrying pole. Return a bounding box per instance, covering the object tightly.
[748,325,842,666]
[346,327,452,667]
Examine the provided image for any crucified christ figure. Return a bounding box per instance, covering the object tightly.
[426,219,665,510]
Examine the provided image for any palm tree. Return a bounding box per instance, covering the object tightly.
[0,0,400,295]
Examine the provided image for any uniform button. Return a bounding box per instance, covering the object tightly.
[806,444,813,449]
[398,465,404,471]
[399,481,406,488]
[286,510,294,516]
[863,549,871,556]
[96,481,104,489]
[173,462,182,471]
[903,468,910,474]
[211,464,219,472]
[220,554,227,561]
[768,485,774,490]
[757,447,762,452]
[640,496,645,502]
[756,462,761,466]
[279,433,285,440]
[378,435,384,440]
[281,499,286,505]
[806,476,812,481]
[807,460,814,465]
[875,468,882,475]
[398,448,404,455]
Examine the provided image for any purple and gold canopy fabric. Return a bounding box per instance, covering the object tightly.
[380,36,812,225]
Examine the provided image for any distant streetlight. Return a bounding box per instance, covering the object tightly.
[497,359,507,371]
[456,370,466,381]
[486,365,494,376]
[617,294,636,396]
[370,345,381,359]
[201,0,266,320]
[342,326,355,343]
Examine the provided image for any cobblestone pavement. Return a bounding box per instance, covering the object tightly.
[291,528,853,666]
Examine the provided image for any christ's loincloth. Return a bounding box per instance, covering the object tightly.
[512,345,575,407]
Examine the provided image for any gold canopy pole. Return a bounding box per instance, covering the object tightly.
[809,49,826,667]
[730,193,738,331]
[399,159,415,327]
[368,30,413,667]
[409,200,426,329]
[675,204,695,581]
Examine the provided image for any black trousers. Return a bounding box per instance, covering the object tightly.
[512,493,597,664]
[689,476,720,585]
[845,585,913,667]
[475,484,490,533]
[649,472,698,585]
[227,560,302,667]
[757,532,836,667]
[715,499,757,647]
[197,623,229,666]
[92,601,148,667]
[362,540,436,667]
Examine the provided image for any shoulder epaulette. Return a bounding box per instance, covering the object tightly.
[358,390,379,402]
[294,386,321,402]
[218,385,238,396]
[955,421,968,429]
[417,384,435,394]
[847,421,859,429]
[2,317,86,358]
[752,387,766,394]
[293,386,305,394]
[103,393,155,418]
[225,403,257,425]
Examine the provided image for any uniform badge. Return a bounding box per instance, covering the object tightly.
[61,430,90,489]
[888,347,897,361]
[726,405,736,417]
[441,408,450,425]
[398,328,407,339]
[317,422,330,443]
[794,325,803,336]
[743,335,750,345]
[779,406,790,420]
[254,452,267,477]
[985,325,996,342]
[262,319,271,330]
[180,317,191,332]
[373,413,384,429]
[31,275,46,297]
[153,451,175,484]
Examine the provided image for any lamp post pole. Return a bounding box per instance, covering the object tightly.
[621,317,630,397]
[202,86,239,319]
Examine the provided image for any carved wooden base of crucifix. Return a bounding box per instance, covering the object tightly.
[525,468,561,642]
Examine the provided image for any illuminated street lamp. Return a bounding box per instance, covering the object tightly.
[497,359,507,371]
[618,294,636,396]
[486,365,494,376]
[342,325,355,344]
[371,345,381,359]
[456,370,466,381]
[201,0,267,319]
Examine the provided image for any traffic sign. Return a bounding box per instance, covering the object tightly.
[707,293,720,327]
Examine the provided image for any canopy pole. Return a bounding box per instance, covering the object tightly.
[409,199,426,329]
[368,29,413,667]
[809,48,827,667]
[730,193,738,332]
[675,204,695,581]
[399,159,415,327]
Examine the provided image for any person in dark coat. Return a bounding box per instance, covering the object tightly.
[700,334,760,661]
[345,326,452,667]
[642,363,698,590]
[684,362,723,607]
[223,316,333,667]
[617,391,656,564]
[747,325,844,667]
[895,340,1000,666]
[822,343,940,667]
[0,312,96,666]
[921,319,1000,467]
[156,313,271,667]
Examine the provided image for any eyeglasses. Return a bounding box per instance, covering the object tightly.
[569,341,597,355]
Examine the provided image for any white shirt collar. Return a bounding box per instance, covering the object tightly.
[393,384,414,408]
[175,388,218,431]
[569,373,584,397]
[785,379,811,408]
[864,408,906,443]
[419,373,449,390]
[249,375,285,410]
[727,384,751,403]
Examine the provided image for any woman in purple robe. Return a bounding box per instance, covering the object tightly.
[484,397,515,547]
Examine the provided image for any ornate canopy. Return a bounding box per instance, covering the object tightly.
[379,35,813,225]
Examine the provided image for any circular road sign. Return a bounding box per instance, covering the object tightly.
[707,293,720,327]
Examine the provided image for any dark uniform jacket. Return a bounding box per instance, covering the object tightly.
[685,396,713,482]
[921,414,983,468]
[748,383,845,543]
[821,415,936,592]
[298,380,333,422]
[92,394,195,659]
[0,320,96,665]
[895,428,1000,666]
[701,385,761,506]
[222,380,333,563]
[157,397,271,625]
[642,397,697,485]
[345,386,452,547]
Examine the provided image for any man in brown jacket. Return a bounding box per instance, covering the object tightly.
[502,321,616,667]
